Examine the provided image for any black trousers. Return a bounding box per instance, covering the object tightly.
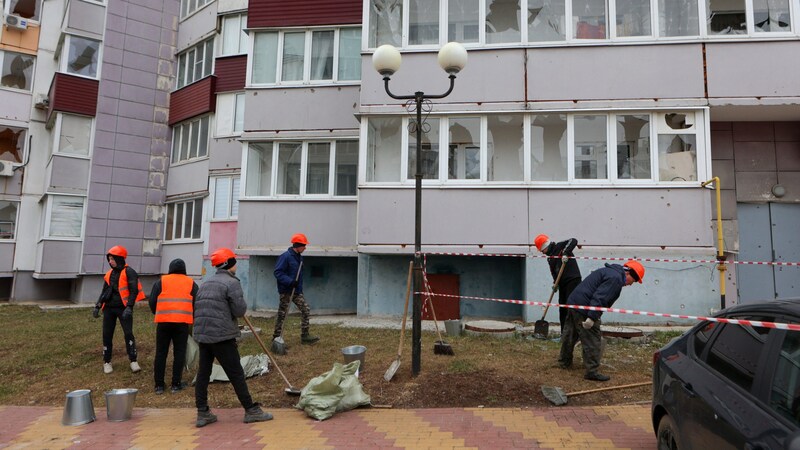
[102,306,137,363]
[558,277,582,330]
[153,322,189,388]
[194,339,255,411]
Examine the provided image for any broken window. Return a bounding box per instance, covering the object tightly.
[657,112,697,182]
[369,0,403,47]
[659,0,700,36]
[8,0,39,21]
[486,0,521,43]
[573,115,608,180]
[0,201,18,240]
[1,51,34,91]
[753,0,791,32]
[616,115,651,179]
[66,36,100,78]
[0,125,25,163]
[531,114,567,181]
[487,114,524,181]
[367,117,402,182]
[528,0,566,42]
[56,114,92,156]
[616,0,651,37]
[408,118,440,180]
[707,0,746,35]
[448,117,481,180]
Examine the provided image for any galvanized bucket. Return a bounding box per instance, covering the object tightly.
[62,389,96,426]
[105,388,138,422]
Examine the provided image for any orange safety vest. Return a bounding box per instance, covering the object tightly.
[104,266,146,307]
[154,274,194,324]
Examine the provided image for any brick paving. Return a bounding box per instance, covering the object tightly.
[0,404,656,449]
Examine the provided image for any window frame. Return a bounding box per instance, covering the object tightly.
[361,108,709,187]
[176,39,214,90]
[43,194,86,240]
[0,122,28,165]
[210,175,241,220]
[363,0,799,49]
[4,0,42,23]
[58,34,102,80]
[248,26,363,87]
[163,197,204,242]
[0,50,36,92]
[214,92,245,137]
[51,112,94,159]
[171,115,211,165]
[242,139,360,199]
[0,199,20,241]
[219,13,249,57]
[180,0,213,20]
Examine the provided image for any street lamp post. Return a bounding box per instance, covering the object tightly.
[372,43,467,376]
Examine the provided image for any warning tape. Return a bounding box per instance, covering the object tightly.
[417,251,800,267]
[415,290,800,331]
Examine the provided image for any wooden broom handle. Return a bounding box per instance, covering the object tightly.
[567,381,651,397]
[542,260,568,318]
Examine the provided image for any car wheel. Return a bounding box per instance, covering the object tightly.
[657,414,680,450]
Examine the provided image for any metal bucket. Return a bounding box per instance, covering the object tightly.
[444,320,462,337]
[105,388,138,422]
[62,389,96,426]
[341,345,366,371]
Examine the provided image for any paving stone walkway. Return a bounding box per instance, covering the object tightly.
[0,404,656,449]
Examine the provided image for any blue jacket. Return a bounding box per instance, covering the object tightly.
[567,263,626,321]
[275,247,303,294]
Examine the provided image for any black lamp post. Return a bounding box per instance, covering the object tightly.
[372,43,468,376]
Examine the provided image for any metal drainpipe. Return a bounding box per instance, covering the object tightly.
[701,177,726,310]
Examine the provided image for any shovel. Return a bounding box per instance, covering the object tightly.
[242,315,302,396]
[384,261,413,382]
[425,286,454,356]
[533,260,567,339]
[541,381,651,406]
[271,261,304,356]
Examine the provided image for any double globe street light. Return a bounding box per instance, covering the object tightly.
[372,42,468,376]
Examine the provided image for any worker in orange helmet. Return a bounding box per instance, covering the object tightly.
[558,260,645,382]
[534,234,582,332]
[93,245,145,374]
[272,233,319,346]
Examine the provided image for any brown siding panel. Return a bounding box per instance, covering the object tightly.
[47,73,99,122]
[215,56,247,93]
[248,0,362,28]
[169,76,216,125]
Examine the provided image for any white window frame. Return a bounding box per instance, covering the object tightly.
[176,39,214,90]
[214,92,245,137]
[248,26,362,86]
[171,115,211,164]
[164,198,204,242]
[363,0,800,49]
[58,34,102,79]
[4,0,42,23]
[51,113,94,158]
[242,139,359,199]
[0,199,20,241]
[180,0,213,20]
[361,109,709,188]
[0,50,36,92]
[0,122,28,165]
[43,194,86,240]
[219,13,249,56]
[210,175,241,220]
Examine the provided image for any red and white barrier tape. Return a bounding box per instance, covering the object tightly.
[415,291,800,331]
[417,251,800,267]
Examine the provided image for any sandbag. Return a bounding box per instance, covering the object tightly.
[185,334,199,372]
[191,353,270,384]
[294,361,371,421]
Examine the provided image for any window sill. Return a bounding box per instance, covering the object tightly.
[162,239,204,245]
[247,81,361,89]
[59,70,99,81]
[239,196,357,202]
[170,155,210,167]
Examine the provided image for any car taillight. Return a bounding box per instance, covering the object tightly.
[652,350,660,366]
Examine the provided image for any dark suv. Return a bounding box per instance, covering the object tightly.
[652,299,800,449]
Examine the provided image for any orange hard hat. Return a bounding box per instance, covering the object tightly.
[624,260,645,283]
[210,248,236,267]
[533,234,551,252]
[291,233,309,246]
[107,245,128,258]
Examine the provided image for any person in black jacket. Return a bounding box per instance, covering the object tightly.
[558,261,645,381]
[534,234,582,331]
[148,258,198,395]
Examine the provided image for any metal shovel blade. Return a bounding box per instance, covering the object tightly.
[384,357,401,382]
[533,319,549,340]
[541,385,568,406]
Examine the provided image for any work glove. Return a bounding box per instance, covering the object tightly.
[562,255,569,263]
[121,306,133,321]
[92,305,101,319]
[582,318,595,330]
[552,285,559,293]
[290,280,299,289]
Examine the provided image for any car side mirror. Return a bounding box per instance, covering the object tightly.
[785,430,800,450]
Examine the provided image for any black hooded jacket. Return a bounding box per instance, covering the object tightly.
[544,238,582,284]
[148,259,199,314]
[101,254,139,309]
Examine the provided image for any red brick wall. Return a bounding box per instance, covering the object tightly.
[248,0,361,28]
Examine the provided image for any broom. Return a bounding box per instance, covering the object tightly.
[425,286,454,356]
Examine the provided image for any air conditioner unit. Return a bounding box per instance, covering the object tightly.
[4,14,28,30]
[0,161,15,177]
[34,94,49,109]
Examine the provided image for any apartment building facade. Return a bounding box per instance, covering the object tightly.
[2,0,798,324]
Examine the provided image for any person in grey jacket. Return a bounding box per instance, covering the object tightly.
[193,248,273,427]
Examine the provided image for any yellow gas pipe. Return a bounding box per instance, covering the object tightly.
[701,177,726,310]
